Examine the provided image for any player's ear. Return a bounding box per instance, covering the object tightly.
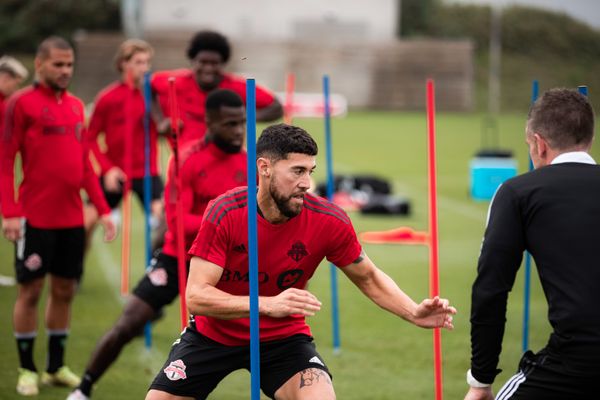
[534,133,548,158]
[256,157,270,178]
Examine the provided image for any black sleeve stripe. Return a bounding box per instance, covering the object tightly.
[304,203,350,224]
[205,188,247,222]
[213,201,248,225]
[304,195,350,224]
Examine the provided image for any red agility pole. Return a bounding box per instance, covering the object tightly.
[426,78,443,400]
[168,77,188,329]
[283,72,295,125]
[120,73,135,296]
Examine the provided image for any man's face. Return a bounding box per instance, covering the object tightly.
[191,50,224,90]
[0,73,23,97]
[122,51,151,83]
[36,47,74,91]
[207,105,246,153]
[268,153,316,218]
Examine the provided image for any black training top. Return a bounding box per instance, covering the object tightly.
[470,161,600,384]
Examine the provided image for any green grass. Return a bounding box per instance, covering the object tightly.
[2,110,598,399]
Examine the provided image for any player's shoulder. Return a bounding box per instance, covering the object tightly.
[303,193,351,225]
[203,186,249,225]
[7,85,36,106]
[153,69,191,84]
[95,81,123,100]
[180,139,208,165]
[220,73,247,90]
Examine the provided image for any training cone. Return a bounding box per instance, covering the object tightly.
[359,227,429,245]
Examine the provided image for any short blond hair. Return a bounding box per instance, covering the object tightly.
[0,56,29,80]
[114,39,154,72]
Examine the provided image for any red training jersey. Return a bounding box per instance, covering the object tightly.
[188,187,362,346]
[151,70,277,146]
[88,81,160,179]
[163,139,247,259]
[0,83,110,228]
[0,92,6,210]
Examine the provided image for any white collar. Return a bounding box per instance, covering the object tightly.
[550,151,596,165]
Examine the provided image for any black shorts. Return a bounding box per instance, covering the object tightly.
[101,175,164,209]
[15,222,84,283]
[132,251,188,311]
[149,329,331,399]
[496,349,597,399]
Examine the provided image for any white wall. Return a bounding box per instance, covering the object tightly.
[142,0,398,42]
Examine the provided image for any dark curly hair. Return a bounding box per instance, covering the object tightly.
[256,124,318,162]
[186,31,231,62]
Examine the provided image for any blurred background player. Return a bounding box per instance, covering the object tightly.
[151,30,282,146]
[0,55,28,112]
[0,55,29,286]
[84,39,164,251]
[0,36,115,396]
[67,89,247,400]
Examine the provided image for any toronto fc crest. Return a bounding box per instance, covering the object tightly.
[287,241,308,262]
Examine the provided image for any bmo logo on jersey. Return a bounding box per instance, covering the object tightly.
[219,268,305,290]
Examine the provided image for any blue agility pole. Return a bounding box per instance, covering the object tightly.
[522,79,538,353]
[246,79,261,400]
[323,75,341,354]
[142,72,153,349]
[578,85,588,96]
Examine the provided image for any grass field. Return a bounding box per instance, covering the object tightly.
[1,110,598,399]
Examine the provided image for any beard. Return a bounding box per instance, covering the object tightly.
[212,134,242,154]
[269,178,305,218]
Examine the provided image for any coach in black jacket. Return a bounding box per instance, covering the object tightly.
[465,88,600,400]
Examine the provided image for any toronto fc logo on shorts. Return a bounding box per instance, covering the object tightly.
[148,268,168,286]
[163,359,187,381]
[24,253,42,271]
[287,241,308,262]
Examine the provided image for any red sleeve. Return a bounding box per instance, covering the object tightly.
[82,125,110,216]
[188,201,230,268]
[254,82,276,109]
[165,155,203,241]
[0,96,25,218]
[326,217,363,268]
[88,93,115,174]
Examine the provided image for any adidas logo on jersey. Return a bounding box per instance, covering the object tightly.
[233,244,247,253]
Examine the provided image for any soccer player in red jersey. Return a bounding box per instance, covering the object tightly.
[152,30,282,147]
[146,124,457,400]
[0,36,116,397]
[0,55,28,286]
[0,55,28,118]
[85,39,164,248]
[67,89,248,400]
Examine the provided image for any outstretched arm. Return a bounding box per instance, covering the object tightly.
[186,256,322,320]
[340,251,456,329]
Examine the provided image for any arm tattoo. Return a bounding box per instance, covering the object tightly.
[299,368,331,388]
[352,250,366,264]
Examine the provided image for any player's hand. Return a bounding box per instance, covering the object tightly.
[103,167,126,193]
[260,288,322,318]
[156,118,184,137]
[1,217,22,242]
[412,296,456,330]
[464,387,494,400]
[99,213,117,242]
